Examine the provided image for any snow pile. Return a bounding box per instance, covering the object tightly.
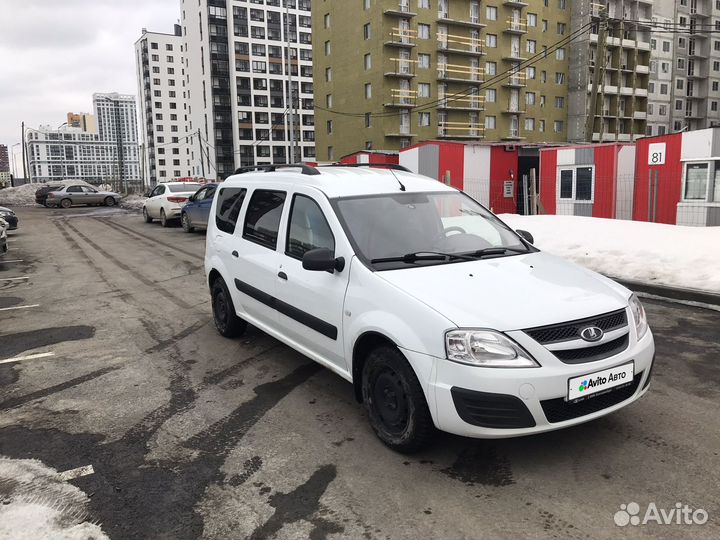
[0,457,109,540]
[120,194,145,211]
[500,214,720,293]
[0,180,92,207]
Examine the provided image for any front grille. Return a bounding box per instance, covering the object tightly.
[552,334,630,364]
[525,309,627,345]
[451,387,536,429]
[541,372,643,423]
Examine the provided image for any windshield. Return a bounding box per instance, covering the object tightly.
[168,183,202,193]
[334,191,531,269]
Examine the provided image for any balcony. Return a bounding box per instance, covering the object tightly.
[502,129,524,141]
[636,64,650,74]
[437,63,483,83]
[502,72,527,87]
[437,13,485,29]
[635,88,648,97]
[438,121,484,139]
[502,106,526,115]
[633,111,647,119]
[502,52,527,62]
[437,33,484,56]
[384,3,417,17]
[504,19,528,35]
[386,130,417,137]
[385,88,417,108]
[384,58,416,78]
[437,95,485,111]
[384,28,416,48]
[620,86,633,95]
[587,83,618,94]
[503,0,529,7]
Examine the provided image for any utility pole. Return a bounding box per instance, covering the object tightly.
[21,122,28,180]
[586,7,607,142]
[197,128,206,179]
[285,1,296,164]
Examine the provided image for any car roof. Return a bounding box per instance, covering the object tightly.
[221,166,455,199]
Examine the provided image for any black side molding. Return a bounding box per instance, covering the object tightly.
[234,278,338,340]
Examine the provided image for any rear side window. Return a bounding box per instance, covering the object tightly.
[286,195,335,259]
[243,190,286,249]
[67,186,83,193]
[215,187,247,234]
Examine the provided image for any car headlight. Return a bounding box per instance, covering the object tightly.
[629,294,648,340]
[445,329,539,368]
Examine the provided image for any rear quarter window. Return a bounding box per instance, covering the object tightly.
[243,190,286,249]
[215,187,247,234]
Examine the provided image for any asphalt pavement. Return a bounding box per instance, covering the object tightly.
[0,206,718,539]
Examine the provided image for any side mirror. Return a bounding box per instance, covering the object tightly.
[516,229,534,244]
[302,248,345,273]
[143,191,151,198]
[188,194,195,202]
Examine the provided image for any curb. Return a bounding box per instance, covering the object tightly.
[613,278,720,307]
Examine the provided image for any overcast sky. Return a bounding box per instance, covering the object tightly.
[0,0,180,174]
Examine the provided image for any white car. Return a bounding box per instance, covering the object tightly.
[143,182,203,227]
[204,164,655,452]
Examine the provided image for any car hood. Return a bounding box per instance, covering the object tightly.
[376,251,630,330]
[0,206,14,214]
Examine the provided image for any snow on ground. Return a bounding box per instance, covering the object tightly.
[500,214,720,294]
[0,457,109,540]
[120,194,145,211]
[0,180,92,207]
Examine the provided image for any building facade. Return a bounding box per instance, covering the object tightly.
[67,112,97,133]
[0,144,9,173]
[313,0,572,161]
[567,0,652,143]
[181,0,315,179]
[135,26,194,186]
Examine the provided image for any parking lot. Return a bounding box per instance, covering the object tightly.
[1,206,719,539]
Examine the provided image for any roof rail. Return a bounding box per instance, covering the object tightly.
[234,163,320,176]
[323,163,412,173]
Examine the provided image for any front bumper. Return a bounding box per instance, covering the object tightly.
[2,216,17,230]
[405,327,655,439]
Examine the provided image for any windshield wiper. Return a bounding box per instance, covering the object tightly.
[370,251,477,264]
[467,247,530,258]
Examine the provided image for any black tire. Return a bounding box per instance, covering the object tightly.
[104,196,116,207]
[160,209,170,227]
[60,198,72,209]
[143,207,153,223]
[181,212,194,233]
[362,346,435,453]
[211,277,247,338]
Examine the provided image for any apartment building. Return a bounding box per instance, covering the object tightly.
[568,0,652,142]
[0,144,8,173]
[135,26,194,185]
[92,92,141,183]
[181,0,315,178]
[313,0,572,161]
[27,126,140,184]
[646,12,674,136]
[647,0,720,135]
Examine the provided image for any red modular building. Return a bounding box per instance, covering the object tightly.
[338,150,399,165]
[538,143,637,220]
[399,141,551,214]
[634,128,720,226]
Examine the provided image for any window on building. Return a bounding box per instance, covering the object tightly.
[661,104,669,115]
[677,78,685,90]
[714,81,719,92]
[555,96,564,108]
[559,167,593,201]
[527,40,536,54]
[363,23,371,40]
[528,13,537,26]
[486,88,496,102]
[557,22,566,34]
[713,101,719,111]
[326,120,333,134]
[418,53,431,69]
[486,61,497,76]
[486,34,497,48]
[485,115,496,129]
[650,38,657,50]
[648,82,655,93]
[325,67,332,81]
[419,0,430,7]
[364,53,371,70]
[324,40,331,55]
[524,118,535,131]
[151,42,158,49]
[365,112,371,127]
[660,83,668,95]
[363,0,371,8]
[418,83,431,97]
[527,66,535,79]
[539,119,545,132]
[324,13,330,28]
[648,104,654,115]
[486,6,497,20]
[677,58,686,71]
[418,24,431,39]
[555,72,565,84]
[714,61,720,71]
[663,41,671,52]
[526,92,536,105]
[679,37,686,48]
[684,163,708,200]
[555,48,565,60]
[542,19,548,32]
[554,120,564,132]
[418,112,431,126]
[326,94,333,107]
[365,83,372,98]
[558,0,566,8]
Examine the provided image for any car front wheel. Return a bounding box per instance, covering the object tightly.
[105,196,116,207]
[362,346,435,453]
[211,277,247,338]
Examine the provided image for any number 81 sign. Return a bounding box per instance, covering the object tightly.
[648,142,666,165]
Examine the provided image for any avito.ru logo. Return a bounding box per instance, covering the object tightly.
[614,502,709,527]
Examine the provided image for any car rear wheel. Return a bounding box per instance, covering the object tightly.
[142,207,153,223]
[362,346,435,453]
[181,212,194,233]
[160,209,170,227]
[211,277,247,338]
[104,196,116,207]
[60,198,72,209]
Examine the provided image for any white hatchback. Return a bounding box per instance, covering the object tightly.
[143,182,203,227]
[204,164,655,452]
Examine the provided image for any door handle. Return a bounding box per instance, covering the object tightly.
[231,250,239,258]
[278,271,288,281]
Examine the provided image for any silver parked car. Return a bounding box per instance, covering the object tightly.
[46,185,121,208]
